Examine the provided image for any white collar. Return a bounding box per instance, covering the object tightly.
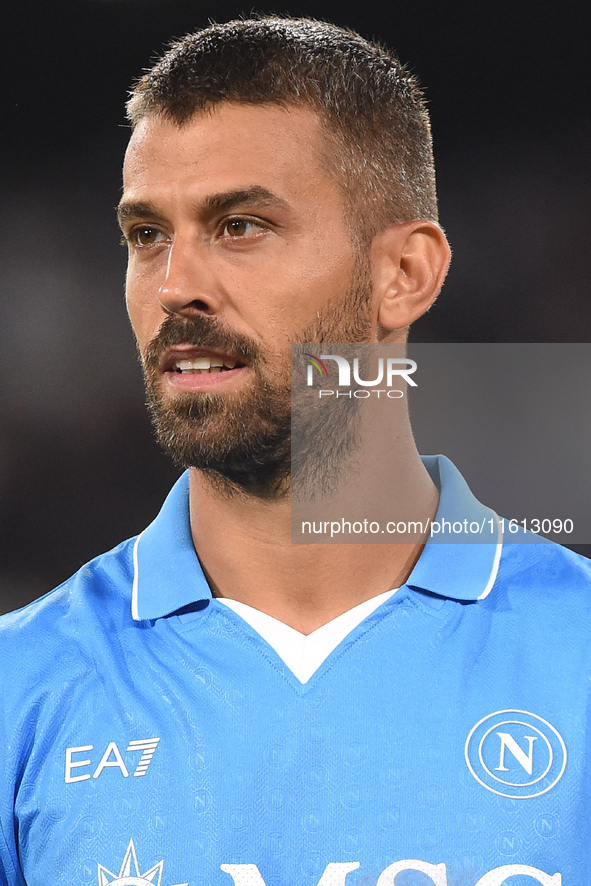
[216,588,398,683]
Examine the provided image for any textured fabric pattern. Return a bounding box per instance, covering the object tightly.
[1,459,590,886]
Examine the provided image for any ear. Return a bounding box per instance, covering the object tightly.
[370,221,451,338]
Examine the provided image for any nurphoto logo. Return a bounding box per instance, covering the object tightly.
[303,352,417,399]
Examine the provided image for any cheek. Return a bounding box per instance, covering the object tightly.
[278,249,357,320]
[125,265,161,350]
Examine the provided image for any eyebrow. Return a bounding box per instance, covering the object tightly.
[116,200,164,228]
[117,186,290,229]
[201,186,290,216]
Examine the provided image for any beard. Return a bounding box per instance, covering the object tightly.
[143,315,292,498]
[141,259,373,499]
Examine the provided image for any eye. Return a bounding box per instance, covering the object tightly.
[220,218,265,238]
[126,227,166,248]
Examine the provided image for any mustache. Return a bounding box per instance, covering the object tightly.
[142,314,262,370]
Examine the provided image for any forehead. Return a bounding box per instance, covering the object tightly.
[122,102,340,208]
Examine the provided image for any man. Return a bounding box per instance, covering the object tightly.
[0,17,589,886]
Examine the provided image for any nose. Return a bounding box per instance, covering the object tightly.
[158,237,221,317]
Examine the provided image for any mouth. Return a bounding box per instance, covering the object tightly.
[172,355,240,374]
[159,347,248,389]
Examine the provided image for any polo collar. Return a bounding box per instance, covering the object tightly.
[408,455,503,602]
[131,473,211,621]
[131,455,503,621]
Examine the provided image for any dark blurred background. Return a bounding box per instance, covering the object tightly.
[1,0,590,613]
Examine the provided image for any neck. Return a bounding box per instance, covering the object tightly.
[188,408,438,634]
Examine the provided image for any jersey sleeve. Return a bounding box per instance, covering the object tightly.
[0,626,28,886]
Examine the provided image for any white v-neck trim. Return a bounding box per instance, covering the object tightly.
[216,589,398,683]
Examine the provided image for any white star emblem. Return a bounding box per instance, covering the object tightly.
[97,839,188,886]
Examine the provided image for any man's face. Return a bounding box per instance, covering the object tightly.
[120,103,377,495]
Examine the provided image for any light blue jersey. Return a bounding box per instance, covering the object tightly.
[1,457,590,886]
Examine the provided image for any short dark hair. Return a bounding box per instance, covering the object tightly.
[127,17,438,243]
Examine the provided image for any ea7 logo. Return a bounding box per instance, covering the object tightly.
[65,738,160,783]
[465,710,567,799]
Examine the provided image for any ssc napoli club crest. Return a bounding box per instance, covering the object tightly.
[98,839,187,886]
[465,709,567,799]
